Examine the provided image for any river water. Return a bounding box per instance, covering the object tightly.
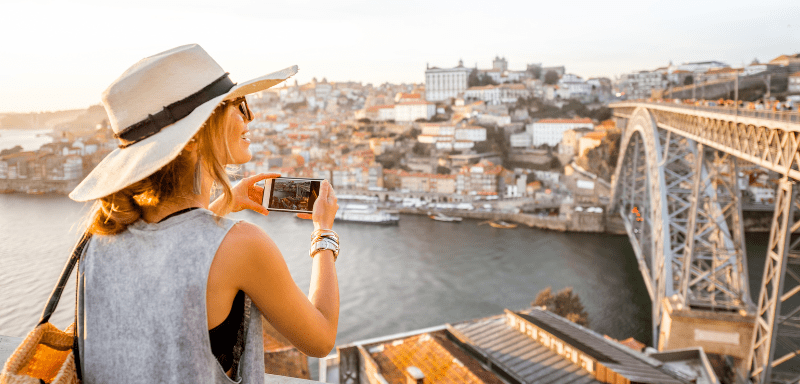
[0,129,53,152]
[0,193,658,346]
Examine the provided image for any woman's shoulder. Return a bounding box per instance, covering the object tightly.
[220,220,273,253]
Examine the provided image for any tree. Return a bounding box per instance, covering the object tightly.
[527,65,542,79]
[468,69,498,87]
[544,70,559,85]
[532,286,590,327]
[548,156,562,170]
[683,75,694,86]
[436,166,451,175]
[0,145,23,156]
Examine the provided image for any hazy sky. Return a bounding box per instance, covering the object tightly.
[1,0,798,113]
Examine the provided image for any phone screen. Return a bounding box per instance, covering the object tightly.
[262,178,321,213]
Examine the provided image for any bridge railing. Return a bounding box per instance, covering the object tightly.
[611,101,800,124]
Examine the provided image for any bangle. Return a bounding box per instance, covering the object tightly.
[311,229,338,243]
[310,237,339,261]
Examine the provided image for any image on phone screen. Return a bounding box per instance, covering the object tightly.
[262,178,321,213]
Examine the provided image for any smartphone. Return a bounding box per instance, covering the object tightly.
[261,177,323,214]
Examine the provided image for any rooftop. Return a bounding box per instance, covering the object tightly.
[535,118,593,124]
[369,331,503,384]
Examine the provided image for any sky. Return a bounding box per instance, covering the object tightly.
[1,0,798,113]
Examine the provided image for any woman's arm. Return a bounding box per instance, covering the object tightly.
[212,181,339,357]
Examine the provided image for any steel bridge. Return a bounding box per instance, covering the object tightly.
[610,102,800,383]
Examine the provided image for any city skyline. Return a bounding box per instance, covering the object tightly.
[1,0,798,113]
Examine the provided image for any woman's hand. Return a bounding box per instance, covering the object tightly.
[297,180,338,230]
[214,173,279,216]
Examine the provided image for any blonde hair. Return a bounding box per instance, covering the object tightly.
[88,104,237,235]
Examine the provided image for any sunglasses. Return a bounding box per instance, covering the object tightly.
[226,97,253,123]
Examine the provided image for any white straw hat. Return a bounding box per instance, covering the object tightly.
[69,44,297,202]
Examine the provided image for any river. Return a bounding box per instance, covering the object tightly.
[0,193,658,347]
[0,129,53,152]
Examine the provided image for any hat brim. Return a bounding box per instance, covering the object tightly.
[69,65,298,202]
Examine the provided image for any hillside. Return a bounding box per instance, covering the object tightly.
[0,105,107,132]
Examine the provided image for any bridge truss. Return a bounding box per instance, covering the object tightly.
[611,103,800,383]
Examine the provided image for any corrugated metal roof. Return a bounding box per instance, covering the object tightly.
[448,315,603,384]
[515,309,689,384]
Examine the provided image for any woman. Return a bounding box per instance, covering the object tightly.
[69,44,339,383]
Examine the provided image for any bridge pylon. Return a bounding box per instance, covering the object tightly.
[748,178,800,384]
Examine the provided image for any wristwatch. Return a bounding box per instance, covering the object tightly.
[310,237,339,260]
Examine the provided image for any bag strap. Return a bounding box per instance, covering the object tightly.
[38,231,92,325]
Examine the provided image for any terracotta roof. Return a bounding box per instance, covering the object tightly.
[790,71,800,77]
[536,118,593,124]
[369,331,503,384]
[398,101,434,106]
[400,171,456,179]
[582,132,607,140]
[367,104,395,111]
[707,67,740,74]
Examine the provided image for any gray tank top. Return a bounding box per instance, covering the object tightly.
[77,209,265,384]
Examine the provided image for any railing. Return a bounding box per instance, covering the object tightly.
[611,101,800,124]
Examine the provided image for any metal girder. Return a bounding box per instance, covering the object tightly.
[614,104,800,180]
[748,178,800,384]
[679,146,751,311]
[658,130,698,299]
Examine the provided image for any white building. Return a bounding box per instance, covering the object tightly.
[420,123,455,136]
[677,61,730,73]
[528,118,593,147]
[558,74,592,99]
[789,72,800,93]
[465,85,501,105]
[436,140,474,150]
[475,114,511,127]
[63,156,83,180]
[425,60,472,102]
[455,126,486,142]
[617,70,667,100]
[365,105,396,121]
[395,101,436,122]
[743,63,778,76]
[510,132,532,148]
[315,80,333,100]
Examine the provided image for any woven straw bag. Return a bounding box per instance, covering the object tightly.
[1,233,91,384]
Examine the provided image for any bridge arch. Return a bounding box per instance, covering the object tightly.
[610,107,671,342]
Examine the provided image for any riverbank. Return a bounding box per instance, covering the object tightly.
[399,207,772,235]
[398,207,609,233]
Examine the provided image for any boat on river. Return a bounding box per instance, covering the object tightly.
[479,220,518,229]
[335,202,399,225]
[489,220,517,229]
[428,212,463,222]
